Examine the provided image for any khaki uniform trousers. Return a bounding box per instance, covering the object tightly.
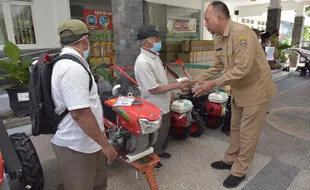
[222,98,269,177]
[52,144,108,190]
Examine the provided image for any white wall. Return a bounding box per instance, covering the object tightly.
[146,0,201,10]
[30,0,70,50]
[238,7,310,29]
[166,7,200,19]
[238,16,267,31]
[70,0,112,11]
[201,1,237,40]
[236,1,310,18]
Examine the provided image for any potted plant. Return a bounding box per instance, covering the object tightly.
[305,6,310,17]
[276,42,292,63]
[87,57,115,86]
[0,41,32,117]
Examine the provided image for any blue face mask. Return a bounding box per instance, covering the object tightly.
[150,42,162,53]
[83,46,90,60]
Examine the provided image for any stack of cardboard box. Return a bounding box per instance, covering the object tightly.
[159,40,215,64]
[160,42,182,62]
[177,40,215,64]
[188,40,214,51]
[89,41,115,65]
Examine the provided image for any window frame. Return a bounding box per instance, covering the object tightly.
[0,2,10,46]
[0,0,38,49]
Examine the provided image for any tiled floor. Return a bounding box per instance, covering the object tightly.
[8,72,310,190]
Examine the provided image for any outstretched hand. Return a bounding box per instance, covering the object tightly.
[192,80,216,97]
[181,79,197,92]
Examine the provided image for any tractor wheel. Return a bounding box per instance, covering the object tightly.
[189,123,205,138]
[301,71,307,76]
[190,111,205,137]
[300,68,307,76]
[169,127,190,140]
[10,133,44,190]
[205,115,225,129]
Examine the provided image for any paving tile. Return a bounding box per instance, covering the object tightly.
[107,136,271,190]
[287,169,310,190]
[242,159,300,190]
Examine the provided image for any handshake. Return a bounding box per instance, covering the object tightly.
[177,77,217,97]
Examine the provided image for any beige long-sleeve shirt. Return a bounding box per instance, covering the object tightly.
[195,19,277,107]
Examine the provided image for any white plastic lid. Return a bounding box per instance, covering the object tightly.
[208,91,229,103]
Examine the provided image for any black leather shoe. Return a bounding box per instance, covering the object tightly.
[154,162,163,168]
[223,175,246,188]
[159,152,171,159]
[211,161,232,170]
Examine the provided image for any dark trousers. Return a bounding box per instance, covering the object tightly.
[153,112,170,155]
[222,96,232,134]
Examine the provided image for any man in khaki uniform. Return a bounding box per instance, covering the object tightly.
[187,1,277,188]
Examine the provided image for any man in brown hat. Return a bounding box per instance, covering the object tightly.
[51,19,116,190]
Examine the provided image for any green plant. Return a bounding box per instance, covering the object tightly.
[87,58,115,86]
[302,26,310,40]
[276,42,292,62]
[306,6,310,17]
[0,41,32,90]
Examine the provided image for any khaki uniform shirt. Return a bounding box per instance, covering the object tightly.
[196,19,277,107]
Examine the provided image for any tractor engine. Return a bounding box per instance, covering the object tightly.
[205,91,229,129]
[103,97,162,162]
[170,100,194,128]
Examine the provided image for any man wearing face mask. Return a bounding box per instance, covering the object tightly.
[252,29,262,44]
[261,32,281,70]
[261,32,272,49]
[51,19,117,190]
[134,25,189,168]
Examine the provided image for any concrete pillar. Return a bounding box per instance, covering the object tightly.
[291,6,305,47]
[111,0,143,67]
[111,0,143,94]
[266,0,282,33]
[292,16,305,46]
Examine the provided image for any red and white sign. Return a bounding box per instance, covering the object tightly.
[173,18,196,33]
[83,9,113,30]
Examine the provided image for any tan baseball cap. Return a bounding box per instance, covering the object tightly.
[57,19,89,38]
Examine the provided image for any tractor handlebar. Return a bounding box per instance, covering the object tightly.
[107,59,191,86]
